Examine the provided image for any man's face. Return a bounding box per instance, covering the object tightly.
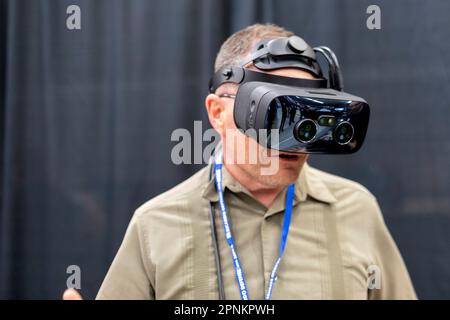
[207,67,313,188]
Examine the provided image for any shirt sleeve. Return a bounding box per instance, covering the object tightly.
[368,198,417,300]
[96,212,155,300]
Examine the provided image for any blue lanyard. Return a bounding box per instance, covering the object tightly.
[214,162,296,300]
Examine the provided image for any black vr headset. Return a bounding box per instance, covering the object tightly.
[209,36,370,154]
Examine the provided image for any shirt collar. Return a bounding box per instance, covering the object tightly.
[202,162,337,206]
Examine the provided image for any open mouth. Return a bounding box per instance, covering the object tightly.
[277,153,301,160]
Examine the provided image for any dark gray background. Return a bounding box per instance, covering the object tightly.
[1,0,449,299]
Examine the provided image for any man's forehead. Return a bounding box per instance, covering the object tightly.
[254,67,316,80]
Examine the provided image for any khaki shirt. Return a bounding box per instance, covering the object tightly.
[96,162,417,300]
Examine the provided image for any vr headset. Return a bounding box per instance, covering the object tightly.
[209,36,370,154]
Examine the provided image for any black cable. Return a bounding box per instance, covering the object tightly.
[209,202,225,299]
[208,159,225,299]
[313,46,344,91]
[316,46,344,91]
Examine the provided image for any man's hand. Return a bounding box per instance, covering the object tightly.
[63,288,83,300]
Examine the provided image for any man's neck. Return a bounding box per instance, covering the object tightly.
[223,163,284,208]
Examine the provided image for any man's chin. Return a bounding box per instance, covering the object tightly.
[257,166,302,187]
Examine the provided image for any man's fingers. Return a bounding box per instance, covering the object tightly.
[63,288,83,300]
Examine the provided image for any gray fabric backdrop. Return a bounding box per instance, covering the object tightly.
[1,0,449,299]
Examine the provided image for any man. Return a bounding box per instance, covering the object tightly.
[64,23,416,300]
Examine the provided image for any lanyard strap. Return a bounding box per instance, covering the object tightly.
[214,162,296,300]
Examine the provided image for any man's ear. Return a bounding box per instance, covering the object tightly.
[205,93,226,133]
